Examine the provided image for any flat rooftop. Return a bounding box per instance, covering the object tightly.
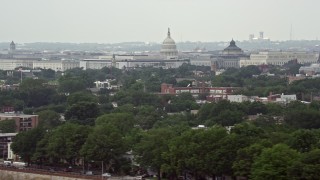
[0,113,38,118]
[0,133,17,137]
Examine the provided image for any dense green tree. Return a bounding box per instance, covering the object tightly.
[58,78,86,93]
[0,119,16,133]
[95,113,135,135]
[32,132,51,165]
[288,129,318,153]
[166,93,199,112]
[46,123,91,165]
[36,110,61,129]
[230,122,265,144]
[19,78,47,91]
[67,91,98,105]
[134,128,178,180]
[153,114,190,129]
[33,69,56,80]
[81,124,127,173]
[11,128,46,164]
[251,144,301,180]
[176,80,193,87]
[252,115,279,129]
[247,101,267,115]
[19,78,57,107]
[64,102,100,125]
[206,109,244,126]
[134,105,165,129]
[233,143,268,178]
[265,103,284,116]
[284,108,320,129]
[300,149,320,179]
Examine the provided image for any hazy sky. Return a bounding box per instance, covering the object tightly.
[1,0,319,43]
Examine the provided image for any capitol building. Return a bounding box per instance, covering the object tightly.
[0,29,190,71]
[160,28,178,57]
[80,28,188,70]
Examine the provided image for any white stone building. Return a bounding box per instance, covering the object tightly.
[33,60,79,71]
[80,58,189,70]
[240,51,319,67]
[227,95,249,103]
[160,28,178,57]
[0,59,34,70]
[299,63,320,75]
[212,39,249,69]
[276,94,297,103]
[0,59,79,72]
[80,31,189,70]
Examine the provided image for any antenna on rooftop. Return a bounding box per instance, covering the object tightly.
[290,24,292,41]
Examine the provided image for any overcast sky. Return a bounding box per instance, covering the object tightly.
[1,0,319,43]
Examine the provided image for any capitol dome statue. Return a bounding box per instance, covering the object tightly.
[160,28,178,56]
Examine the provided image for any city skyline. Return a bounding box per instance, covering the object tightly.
[1,0,320,43]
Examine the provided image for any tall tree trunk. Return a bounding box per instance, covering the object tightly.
[212,174,216,180]
[158,168,162,180]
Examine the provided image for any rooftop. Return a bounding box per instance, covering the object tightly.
[0,113,38,118]
[0,133,17,137]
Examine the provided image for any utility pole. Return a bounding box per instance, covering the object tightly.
[101,161,104,180]
[19,68,22,83]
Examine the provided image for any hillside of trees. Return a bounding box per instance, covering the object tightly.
[1,64,320,179]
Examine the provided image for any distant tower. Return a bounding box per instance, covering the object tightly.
[259,32,264,39]
[9,41,16,58]
[10,41,16,51]
[112,54,116,68]
[249,34,254,41]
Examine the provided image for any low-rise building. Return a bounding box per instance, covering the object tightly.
[240,51,319,67]
[161,83,237,99]
[276,94,297,103]
[0,59,34,70]
[94,80,120,90]
[299,63,320,76]
[33,60,79,71]
[227,95,249,103]
[80,57,190,70]
[227,93,297,104]
[0,59,79,72]
[0,133,17,160]
[0,113,39,132]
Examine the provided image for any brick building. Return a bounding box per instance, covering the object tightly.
[0,113,39,132]
[0,133,17,160]
[161,83,237,100]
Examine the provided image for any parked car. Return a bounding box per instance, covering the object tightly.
[135,176,144,180]
[85,171,93,175]
[4,161,11,167]
[102,172,112,177]
[48,167,57,172]
[63,166,72,172]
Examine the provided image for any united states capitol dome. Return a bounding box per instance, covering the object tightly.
[160,28,178,56]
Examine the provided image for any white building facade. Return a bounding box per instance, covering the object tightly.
[0,59,34,70]
[227,95,249,103]
[240,51,319,67]
[0,59,79,71]
[33,60,79,71]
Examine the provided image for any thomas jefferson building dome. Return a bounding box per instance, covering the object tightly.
[223,39,243,55]
[160,28,178,56]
